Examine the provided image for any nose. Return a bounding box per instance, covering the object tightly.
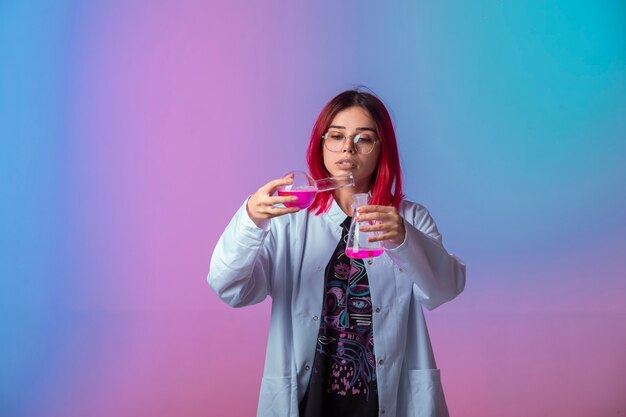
[342,136,356,154]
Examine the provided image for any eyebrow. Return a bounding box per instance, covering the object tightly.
[328,125,376,132]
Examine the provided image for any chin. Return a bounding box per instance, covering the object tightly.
[326,166,351,177]
[337,168,356,174]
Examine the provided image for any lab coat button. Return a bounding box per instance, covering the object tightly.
[375,307,381,313]
[313,315,318,321]
[380,409,385,415]
[378,359,384,365]
[367,259,373,265]
[316,265,322,271]
[305,365,310,371]
[399,267,404,272]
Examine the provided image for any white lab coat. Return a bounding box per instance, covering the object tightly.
[208,197,466,417]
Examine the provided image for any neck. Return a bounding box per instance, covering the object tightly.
[333,180,370,216]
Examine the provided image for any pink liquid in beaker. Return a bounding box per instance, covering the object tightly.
[345,248,384,259]
[277,189,317,209]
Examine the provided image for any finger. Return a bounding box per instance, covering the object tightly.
[268,206,301,216]
[263,177,295,194]
[359,221,385,231]
[367,232,395,243]
[258,206,289,216]
[356,212,391,222]
[267,195,299,204]
[358,205,393,213]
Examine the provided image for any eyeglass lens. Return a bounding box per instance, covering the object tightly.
[323,132,377,154]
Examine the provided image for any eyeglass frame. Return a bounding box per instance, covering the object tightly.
[321,130,379,155]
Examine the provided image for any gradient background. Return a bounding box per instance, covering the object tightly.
[1,1,625,416]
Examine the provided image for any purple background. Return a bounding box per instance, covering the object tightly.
[1,1,625,416]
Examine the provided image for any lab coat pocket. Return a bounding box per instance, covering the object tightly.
[257,376,293,417]
[407,369,449,417]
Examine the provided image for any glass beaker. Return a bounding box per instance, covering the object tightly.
[276,171,354,209]
[345,193,384,259]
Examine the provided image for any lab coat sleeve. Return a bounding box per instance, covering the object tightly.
[207,199,275,308]
[384,203,466,310]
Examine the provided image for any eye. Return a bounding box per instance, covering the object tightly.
[356,134,375,144]
[328,133,345,141]
[348,296,372,313]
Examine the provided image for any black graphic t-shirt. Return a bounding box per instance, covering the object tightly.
[299,216,379,417]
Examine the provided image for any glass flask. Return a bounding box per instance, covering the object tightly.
[276,171,355,209]
[345,193,384,259]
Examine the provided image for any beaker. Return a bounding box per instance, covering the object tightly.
[345,193,384,259]
[276,171,354,209]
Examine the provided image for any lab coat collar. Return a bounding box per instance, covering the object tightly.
[327,197,350,226]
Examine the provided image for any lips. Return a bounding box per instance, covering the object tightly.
[336,158,356,169]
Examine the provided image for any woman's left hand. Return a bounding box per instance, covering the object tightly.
[355,205,406,246]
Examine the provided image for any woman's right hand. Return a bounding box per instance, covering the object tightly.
[246,176,300,227]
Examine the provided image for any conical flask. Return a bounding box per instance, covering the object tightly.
[277,171,354,209]
[345,193,384,259]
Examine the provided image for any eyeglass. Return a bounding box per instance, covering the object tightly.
[322,130,379,154]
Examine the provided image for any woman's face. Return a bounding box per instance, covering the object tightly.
[322,106,381,189]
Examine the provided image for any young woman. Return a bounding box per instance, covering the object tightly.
[208,89,466,417]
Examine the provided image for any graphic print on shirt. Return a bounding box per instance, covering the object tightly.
[299,216,379,417]
[318,256,376,398]
[316,216,377,400]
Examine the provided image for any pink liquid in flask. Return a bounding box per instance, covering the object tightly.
[277,189,317,209]
[345,248,384,259]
